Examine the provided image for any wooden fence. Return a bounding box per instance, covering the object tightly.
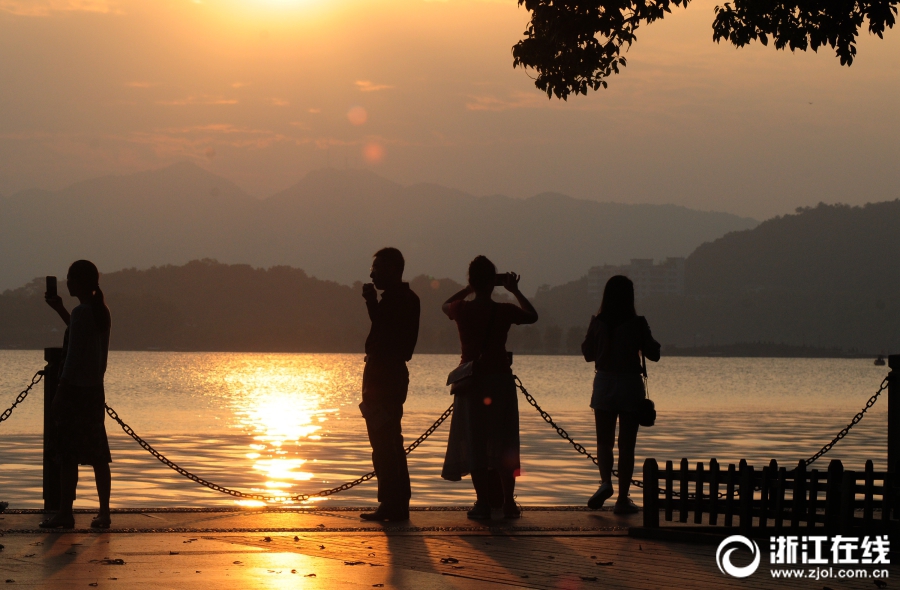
[641,458,898,534]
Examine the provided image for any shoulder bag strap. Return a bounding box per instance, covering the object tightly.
[641,350,650,399]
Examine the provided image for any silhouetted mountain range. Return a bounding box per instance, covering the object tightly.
[686,201,900,297]
[0,162,757,292]
[3,165,895,355]
[2,199,897,355]
[0,201,900,356]
[534,201,900,354]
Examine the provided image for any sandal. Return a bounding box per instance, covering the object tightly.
[38,514,75,529]
[90,514,111,529]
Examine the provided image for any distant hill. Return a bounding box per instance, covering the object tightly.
[0,260,468,353]
[531,201,900,355]
[687,201,900,297]
[3,199,897,355]
[0,162,757,292]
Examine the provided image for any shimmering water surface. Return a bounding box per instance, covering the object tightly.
[0,351,890,509]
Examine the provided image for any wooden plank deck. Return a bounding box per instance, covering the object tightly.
[1,508,895,588]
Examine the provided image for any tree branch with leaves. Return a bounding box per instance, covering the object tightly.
[512,0,897,99]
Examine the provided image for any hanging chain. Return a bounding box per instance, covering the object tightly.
[517,373,893,499]
[0,371,43,425]
[803,375,889,467]
[14,363,887,504]
[105,402,453,503]
[512,375,694,497]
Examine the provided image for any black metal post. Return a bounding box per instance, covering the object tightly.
[43,347,62,510]
[825,460,843,535]
[889,355,899,475]
[642,458,659,528]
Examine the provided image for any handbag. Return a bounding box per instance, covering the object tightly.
[446,302,496,395]
[638,351,656,427]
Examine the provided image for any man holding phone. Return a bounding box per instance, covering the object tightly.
[359,248,420,521]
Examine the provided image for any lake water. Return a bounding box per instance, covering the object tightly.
[0,351,891,509]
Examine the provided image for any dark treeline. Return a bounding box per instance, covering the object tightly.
[0,259,554,355]
[663,343,871,358]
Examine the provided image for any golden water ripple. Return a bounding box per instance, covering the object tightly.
[0,351,890,508]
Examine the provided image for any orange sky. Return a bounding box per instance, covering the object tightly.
[0,0,897,217]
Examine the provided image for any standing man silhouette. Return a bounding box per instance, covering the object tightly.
[359,248,420,521]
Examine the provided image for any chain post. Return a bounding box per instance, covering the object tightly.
[43,347,63,510]
[889,355,899,474]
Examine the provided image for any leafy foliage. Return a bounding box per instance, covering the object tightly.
[512,0,691,99]
[712,0,897,65]
[513,0,897,98]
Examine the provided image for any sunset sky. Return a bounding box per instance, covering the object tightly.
[0,0,897,218]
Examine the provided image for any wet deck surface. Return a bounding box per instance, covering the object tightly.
[0,508,895,589]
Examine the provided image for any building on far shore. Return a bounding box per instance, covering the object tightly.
[587,258,685,300]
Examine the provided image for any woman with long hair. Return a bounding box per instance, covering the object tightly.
[42,260,112,529]
[582,275,660,514]
[440,256,538,520]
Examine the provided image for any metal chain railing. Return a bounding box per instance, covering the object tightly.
[513,375,674,496]
[803,375,889,467]
[5,364,890,505]
[516,373,892,498]
[0,371,43,425]
[105,402,454,503]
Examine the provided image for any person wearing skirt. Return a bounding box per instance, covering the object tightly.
[440,256,538,520]
[42,260,113,529]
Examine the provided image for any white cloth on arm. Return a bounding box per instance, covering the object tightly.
[60,304,110,387]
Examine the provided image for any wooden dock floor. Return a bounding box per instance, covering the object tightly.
[1,508,895,589]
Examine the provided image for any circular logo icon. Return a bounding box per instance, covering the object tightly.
[716,535,761,578]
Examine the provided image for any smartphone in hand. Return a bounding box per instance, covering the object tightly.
[494,273,509,286]
[46,276,57,298]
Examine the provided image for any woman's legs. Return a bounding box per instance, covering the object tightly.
[40,460,78,526]
[93,463,111,516]
[499,470,515,507]
[615,413,640,501]
[470,469,490,504]
[472,468,514,505]
[594,410,618,484]
[58,460,78,515]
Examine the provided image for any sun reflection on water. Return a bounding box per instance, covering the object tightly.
[221,357,345,506]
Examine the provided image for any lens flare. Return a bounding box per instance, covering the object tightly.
[363,142,384,163]
[347,106,367,126]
